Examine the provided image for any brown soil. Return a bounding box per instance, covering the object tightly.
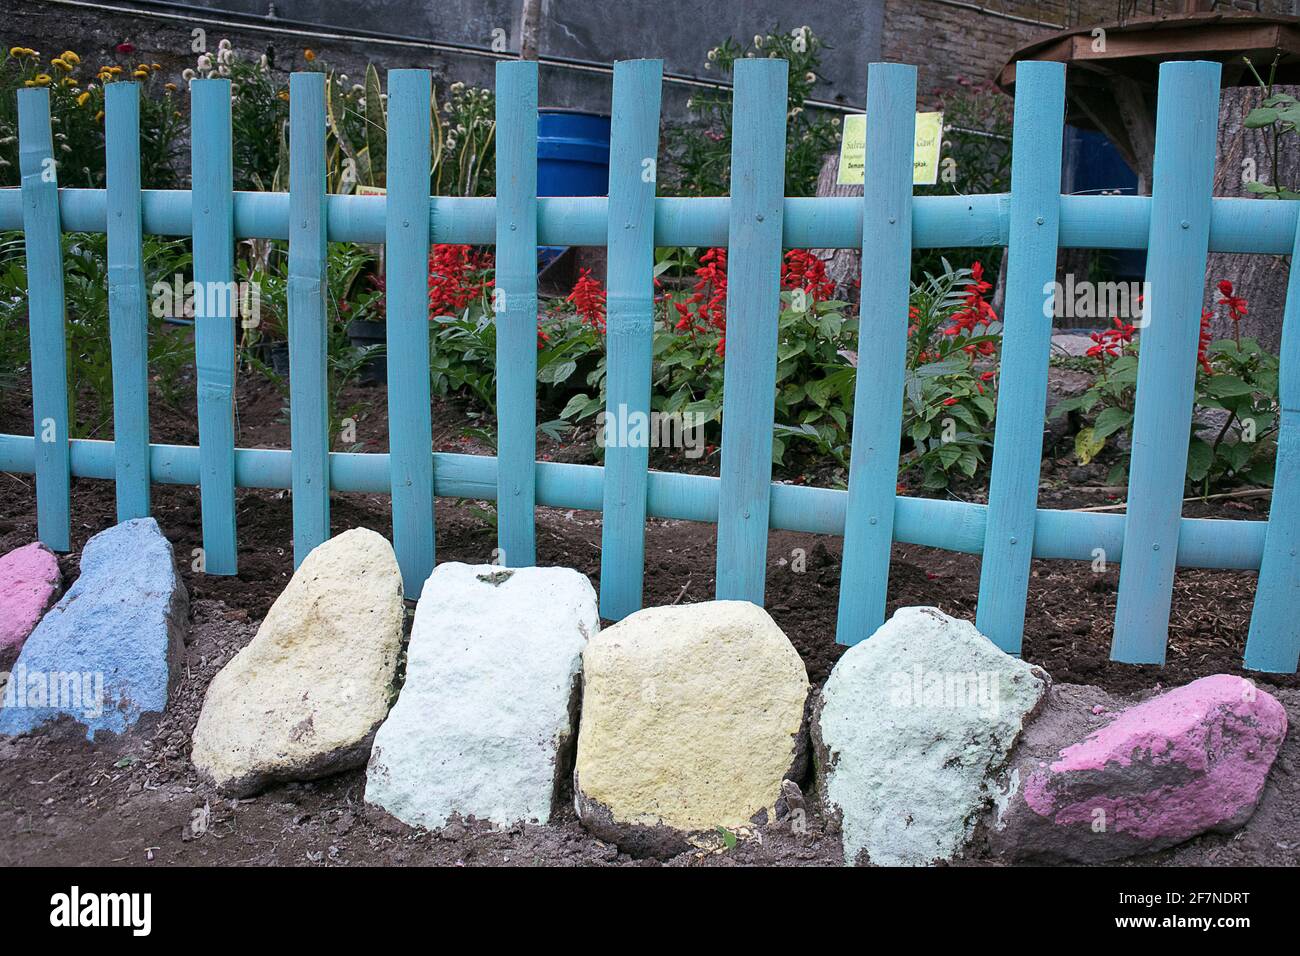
[0,371,1295,866]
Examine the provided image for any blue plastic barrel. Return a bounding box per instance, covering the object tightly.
[537,109,611,197]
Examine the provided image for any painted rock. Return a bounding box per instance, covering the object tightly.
[813,606,1047,866]
[574,600,810,858]
[365,563,598,829]
[0,518,188,739]
[191,528,404,796]
[0,542,62,670]
[992,674,1287,863]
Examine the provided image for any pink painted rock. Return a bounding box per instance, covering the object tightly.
[992,675,1287,863]
[0,542,62,669]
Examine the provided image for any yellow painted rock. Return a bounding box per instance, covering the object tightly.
[574,600,810,857]
[191,528,404,796]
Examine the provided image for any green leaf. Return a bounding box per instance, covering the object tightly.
[537,359,577,385]
[1075,427,1105,465]
[559,392,592,420]
[1186,438,1213,483]
[1092,406,1133,440]
[1244,106,1278,128]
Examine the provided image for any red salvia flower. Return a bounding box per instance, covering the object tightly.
[1216,279,1248,323]
[781,249,835,304]
[566,268,607,333]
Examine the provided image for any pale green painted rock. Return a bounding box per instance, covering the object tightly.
[813,606,1048,866]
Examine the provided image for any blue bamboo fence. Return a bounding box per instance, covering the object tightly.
[1,59,1298,673]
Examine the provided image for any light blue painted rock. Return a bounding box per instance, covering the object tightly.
[0,517,188,739]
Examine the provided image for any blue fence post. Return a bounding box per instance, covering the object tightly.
[287,72,331,567]
[105,81,152,522]
[494,60,540,568]
[599,59,663,621]
[714,57,788,604]
[835,62,916,646]
[1111,61,1222,664]
[190,79,239,575]
[385,69,436,596]
[975,60,1067,654]
[17,88,70,551]
[1244,212,1300,673]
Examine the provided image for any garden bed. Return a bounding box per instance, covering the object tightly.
[0,371,1295,867]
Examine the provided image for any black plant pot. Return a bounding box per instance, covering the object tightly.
[346,318,388,385]
[253,340,291,377]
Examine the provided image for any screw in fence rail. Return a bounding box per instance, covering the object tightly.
[714,57,788,605]
[17,87,70,551]
[599,59,663,621]
[835,62,917,646]
[494,60,540,568]
[974,61,1066,655]
[384,69,436,596]
[105,82,152,523]
[287,73,331,567]
[1244,211,1300,674]
[1111,60,1222,665]
[190,79,238,575]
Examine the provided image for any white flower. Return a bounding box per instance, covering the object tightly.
[197,53,212,71]
[754,35,764,47]
[707,48,717,61]
[805,71,816,83]
[831,116,840,126]
[218,38,231,51]
[182,68,195,81]
[259,54,269,71]
[451,81,464,92]
[217,47,232,65]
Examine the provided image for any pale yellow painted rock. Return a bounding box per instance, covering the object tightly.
[191,528,404,796]
[574,600,810,857]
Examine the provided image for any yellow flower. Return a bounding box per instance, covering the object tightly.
[33,73,52,86]
[151,62,161,70]
[23,80,34,87]
[61,77,76,87]
[51,57,72,71]
[132,69,148,78]
[277,90,289,101]
[137,63,150,72]
[76,91,90,106]
[94,110,104,123]
[61,50,80,64]
[164,82,177,91]
[10,47,38,58]
[109,66,122,74]
[303,48,316,62]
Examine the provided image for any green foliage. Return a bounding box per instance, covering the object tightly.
[0,231,191,436]
[898,263,999,489]
[666,25,840,198]
[1051,333,1279,492]
[1241,55,1299,200]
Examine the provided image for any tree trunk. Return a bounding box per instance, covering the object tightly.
[813,150,862,304]
[1203,85,1298,352]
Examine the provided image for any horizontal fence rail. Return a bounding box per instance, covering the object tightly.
[1,190,1297,254]
[2,58,1298,675]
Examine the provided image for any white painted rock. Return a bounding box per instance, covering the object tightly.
[574,601,811,858]
[191,528,404,796]
[813,606,1048,866]
[365,563,599,830]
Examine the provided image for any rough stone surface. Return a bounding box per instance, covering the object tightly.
[190,528,404,796]
[991,674,1288,863]
[365,563,599,830]
[0,518,187,739]
[574,600,810,858]
[0,542,61,670]
[813,606,1048,866]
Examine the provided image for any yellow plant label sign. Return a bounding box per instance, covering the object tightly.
[355,184,387,196]
[836,111,944,187]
